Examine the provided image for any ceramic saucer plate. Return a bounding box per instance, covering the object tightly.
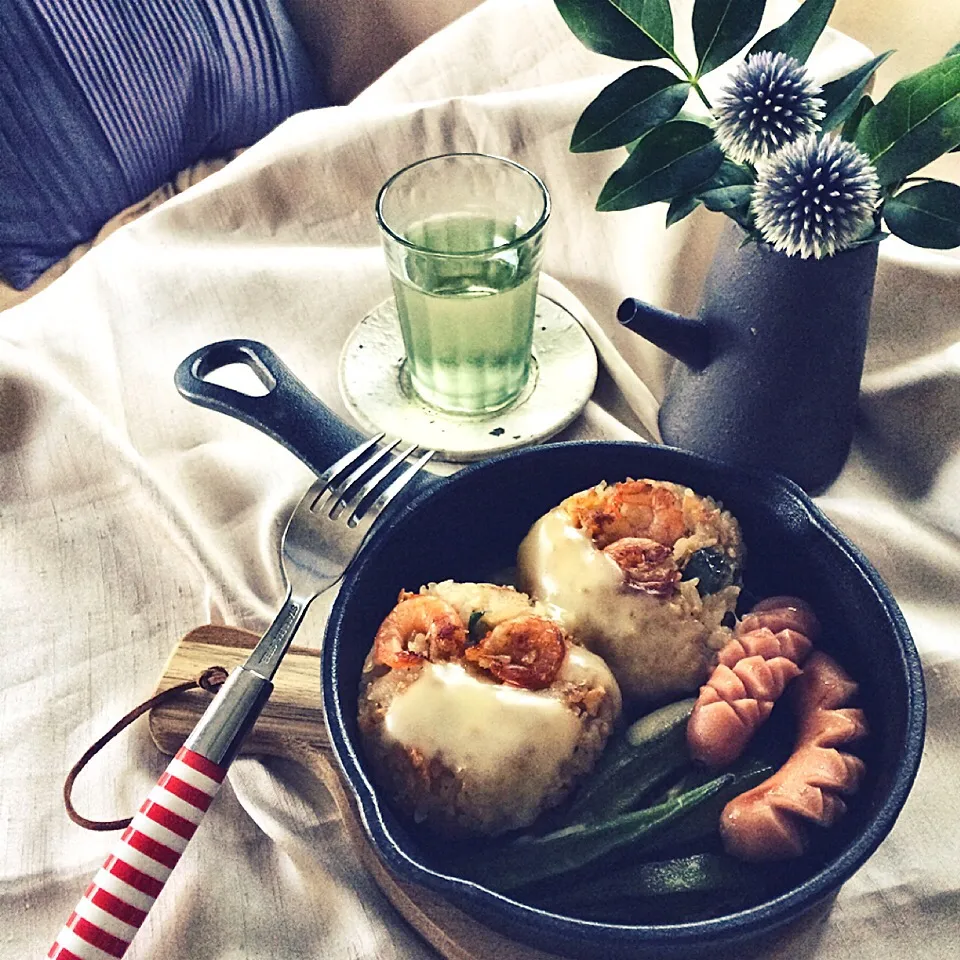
[337,276,598,463]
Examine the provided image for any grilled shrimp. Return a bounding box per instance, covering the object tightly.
[720,651,868,861]
[567,479,689,549]
[373,593,467,669]
[465,615,567,690]
[602,537,681,596]
[562,479,742,597]
[687,597,818,767]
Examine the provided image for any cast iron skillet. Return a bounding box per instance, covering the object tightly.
[175,339,925,960]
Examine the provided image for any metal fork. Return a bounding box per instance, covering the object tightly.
[50,435,433,960]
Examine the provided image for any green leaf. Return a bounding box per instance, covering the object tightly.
[693,0,766,78]
[554,0,676,62]
[688,159,757,229]
[571,67,690,152]
[820,52,894,132]
[666,195,702,225]
[749,0,835,63]
[883,180,960,248]
[698,184,754,211]
[723,205,756,230]
[663,158,753,226]
[596,121,724,211]
[856,54,960,184]
[845,228,888,248]
[841,94,874,141]
[949,45,960,149]
[697,158,755,188]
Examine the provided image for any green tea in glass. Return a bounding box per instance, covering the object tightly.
[377,154,550,415]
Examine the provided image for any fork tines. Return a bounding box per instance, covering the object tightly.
[313,434,433,526]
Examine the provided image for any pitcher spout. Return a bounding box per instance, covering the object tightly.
[617,298,710,371]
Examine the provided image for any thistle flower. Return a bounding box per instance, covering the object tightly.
[713,52,825,165]
[752,134,881,259]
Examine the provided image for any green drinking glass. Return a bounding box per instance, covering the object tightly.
[376,153,550,416]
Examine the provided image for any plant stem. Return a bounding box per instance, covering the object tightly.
[691,81,712,111]
[670,54,712,112]
[670,50,694,78]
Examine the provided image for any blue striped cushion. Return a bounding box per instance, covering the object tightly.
[0,0,321,290]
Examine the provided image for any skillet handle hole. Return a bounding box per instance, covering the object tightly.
[200,356,275,398]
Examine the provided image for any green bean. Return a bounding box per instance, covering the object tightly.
[623,697,697,749]
[533,853,761,912]
[652,766,716,804]
[637,758,775,857]
[563,698,695,823]
[564,747,691,825]
[462,773,733,893]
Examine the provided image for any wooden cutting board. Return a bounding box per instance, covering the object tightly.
[148,624,561,960]
[149,626,828,960]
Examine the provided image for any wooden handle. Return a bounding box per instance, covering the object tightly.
[148,624,328,759]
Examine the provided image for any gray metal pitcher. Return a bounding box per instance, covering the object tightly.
[619,224,880,493]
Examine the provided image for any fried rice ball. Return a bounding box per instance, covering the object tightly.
[517,478,745,704]
[358,581,621,838]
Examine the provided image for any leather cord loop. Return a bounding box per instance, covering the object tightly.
[63,665,229,831]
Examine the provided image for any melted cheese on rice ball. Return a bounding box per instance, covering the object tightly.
[517,479,744,704]
[358,581,621,838]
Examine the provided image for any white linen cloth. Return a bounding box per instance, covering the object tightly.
[2,1,959,957]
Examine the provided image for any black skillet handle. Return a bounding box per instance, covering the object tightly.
[175,339,364,475]
[174,340,435,506]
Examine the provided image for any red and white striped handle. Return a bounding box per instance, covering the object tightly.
[49,746,226,960]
